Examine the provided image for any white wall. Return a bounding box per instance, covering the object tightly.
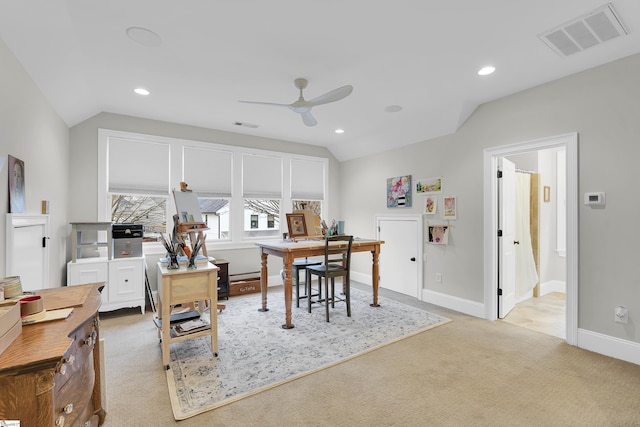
[339,53,640,345]
[0,39,69,286]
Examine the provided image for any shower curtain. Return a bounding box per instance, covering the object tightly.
[515,172,539,299]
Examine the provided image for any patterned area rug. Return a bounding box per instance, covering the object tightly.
[165,286,451,420]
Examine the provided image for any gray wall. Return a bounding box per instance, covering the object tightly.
[0,39,69,286]
[339,53,640,344]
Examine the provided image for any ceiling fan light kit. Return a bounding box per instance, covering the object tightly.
[239,78,353,127]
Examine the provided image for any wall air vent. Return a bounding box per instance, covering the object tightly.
[538,3,628,57]
[233,121,259,128]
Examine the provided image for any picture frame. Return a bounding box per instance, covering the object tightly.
[443,196,457,220]
[387,175,412,208]
[415,176,442,194]
[8,155,25,213]
[424,196,437,215]
[286,213,308,238]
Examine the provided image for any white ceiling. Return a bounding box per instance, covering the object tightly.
[1,1,639,161]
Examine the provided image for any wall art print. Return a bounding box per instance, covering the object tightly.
[424,195,437,215]
[428,225,449,245]
[443,196,457,220]
[387,175,412,208]
[415,176,442,194]
[8,155,25,213]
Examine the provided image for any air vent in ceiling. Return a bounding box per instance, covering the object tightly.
[234,121,259,128]
[538,3,628,57]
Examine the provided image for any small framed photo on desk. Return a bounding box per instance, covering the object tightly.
[286,213,308,238]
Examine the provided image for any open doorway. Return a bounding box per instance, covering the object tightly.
[498,148,567,339]
[483,133,578,346]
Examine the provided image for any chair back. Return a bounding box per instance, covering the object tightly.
[323,235,353,271]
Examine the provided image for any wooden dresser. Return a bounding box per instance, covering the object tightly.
[0,283,106,426]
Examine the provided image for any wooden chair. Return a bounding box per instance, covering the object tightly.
[305,235,353,322]
[293,258,322,307]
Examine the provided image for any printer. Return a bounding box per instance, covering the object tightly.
[112,224,143,258]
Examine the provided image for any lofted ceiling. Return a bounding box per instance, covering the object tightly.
[0,1,639,161]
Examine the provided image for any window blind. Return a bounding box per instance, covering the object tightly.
[183,146,232,197]
[291,158,325,200]
[242,154,282,199]
[108,138,170,195]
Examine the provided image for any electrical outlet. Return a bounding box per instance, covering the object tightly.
[615,306,628,324]
[435,273,442,283]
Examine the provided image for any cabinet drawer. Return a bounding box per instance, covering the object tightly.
[55,315,98,394]
[55,354,95,427]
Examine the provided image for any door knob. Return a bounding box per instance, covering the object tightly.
[410,257,416,262]
[514,241,520,245]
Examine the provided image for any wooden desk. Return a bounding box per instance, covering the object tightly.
[156,262,219,368]
[0,283,106,426]
[255,238,384,329]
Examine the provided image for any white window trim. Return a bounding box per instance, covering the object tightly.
[98,129,329,252]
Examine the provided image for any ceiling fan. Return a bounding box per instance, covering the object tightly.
[239,78,353,127]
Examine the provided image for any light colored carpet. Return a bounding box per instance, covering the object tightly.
[99,284,640,426]
[165,286,450,419]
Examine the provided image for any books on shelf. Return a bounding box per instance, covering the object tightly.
[171,317,211,337]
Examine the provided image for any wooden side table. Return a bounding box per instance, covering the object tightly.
[156,262,219,368]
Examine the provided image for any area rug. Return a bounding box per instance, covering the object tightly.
[165,286,451,420]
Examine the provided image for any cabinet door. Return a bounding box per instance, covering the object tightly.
[68,261,108,287]
[108,259,144,303]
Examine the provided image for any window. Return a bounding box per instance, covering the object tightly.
[199,197,230,239]
[111,194,167,241]
[99,129,328,248]
[243,154,282,238]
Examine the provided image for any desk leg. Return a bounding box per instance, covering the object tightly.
[282,254,294,329]
[259,252,269,312]
[161,276,171,368]
[370,248,381,307]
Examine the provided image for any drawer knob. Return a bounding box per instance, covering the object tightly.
[84,330,97,348]
[65,354,75,365]
[64,403,74,414]
[56,415,65,426]
[58,363,67,376]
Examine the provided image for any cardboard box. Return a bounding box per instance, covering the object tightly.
[0,302,22,355]
[229,277,261,297]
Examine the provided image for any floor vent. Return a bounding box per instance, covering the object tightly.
[538,3,628,57]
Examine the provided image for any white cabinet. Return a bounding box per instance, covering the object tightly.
[67,257,145,313]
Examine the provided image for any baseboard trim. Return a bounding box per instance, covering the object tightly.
[540,280,566,295]
[422,289,485,318]
[577,329,640,365]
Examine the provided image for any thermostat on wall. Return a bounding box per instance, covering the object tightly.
[584,192,605,206]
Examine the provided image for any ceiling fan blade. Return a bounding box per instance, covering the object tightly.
[238,100,291,108]
[301,111,317,126]
[308,85,353,107]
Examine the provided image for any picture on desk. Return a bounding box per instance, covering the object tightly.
[286,213,307,237]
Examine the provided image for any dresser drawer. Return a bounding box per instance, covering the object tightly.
[55,315,98,391]
[54,353,95,427]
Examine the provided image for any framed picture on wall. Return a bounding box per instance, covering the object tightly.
[443,196,457,220]
[286,213,308,238]
[8,155,25,213]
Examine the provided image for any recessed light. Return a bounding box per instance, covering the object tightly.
[335,129,345,134]
[134,88,150,96]
[126,27,162,47]
[384,105,403,113]
[478,66,496,76]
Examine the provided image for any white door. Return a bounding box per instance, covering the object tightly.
[498,158,516,318]
[377,217,420,298]
[6,215,50,292]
